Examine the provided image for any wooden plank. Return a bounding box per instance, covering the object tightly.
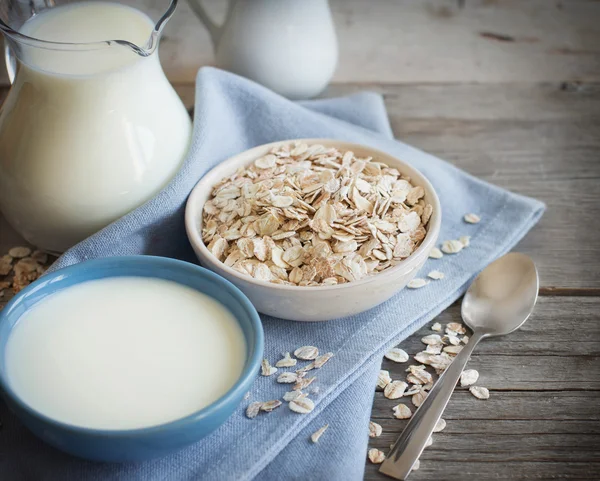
[2,0,600,86]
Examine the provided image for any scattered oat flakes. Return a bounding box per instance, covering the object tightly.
[404,385,421,396]
[406,365,433,385]
[459,235,471,248]
[384,381,408,399]
[441,239,464,254]
[425,436,433,447]
[421,334,443,346]
[431,322,442,332]
[464,213,481,224]
[470,386,490,400]
[461,335,470,344]
[368,448,386,464]
[369,421,382,438]
[311,424,329,443]
[260,400,282,412]
[283,391,303,402]
[444,334,461,346]
[296,362,315,374]
[412,459,421,471]
[289,396,315,414]
[446,322,467,335]
[427,270,445,280]
[412,388,428,407]
[433,418,446,433]
[275,352,297,368]
[8,246,31,259]
[385,348,409,363]
[12,257,45,292]
[393,403,412,419]
[277,372,298,384]
[377,370,392,390]
[443,345,463,355]
[261,359,278,376]
[293,376,316,391]
[294,346,319,360]
[407,278,428,289]
[460,369,479,387]
[314,352,334,368]
[428,247,443,259]
[246,402,263,419]
[425,343,443,354]
[201,143,433,287]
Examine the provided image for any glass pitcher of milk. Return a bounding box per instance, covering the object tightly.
[0,0,192,254]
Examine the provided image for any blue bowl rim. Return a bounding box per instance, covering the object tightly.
[0,255,264,437]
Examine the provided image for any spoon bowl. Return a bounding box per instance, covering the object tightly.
[461,252,539,336]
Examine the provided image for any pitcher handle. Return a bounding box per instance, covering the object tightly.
[186,0,227,46]
[4,43,16,84]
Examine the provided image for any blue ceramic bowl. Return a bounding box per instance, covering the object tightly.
[0,256,264,462]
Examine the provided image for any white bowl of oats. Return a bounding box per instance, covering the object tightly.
[185,140,441,321]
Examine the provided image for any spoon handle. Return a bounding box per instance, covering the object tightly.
[380,330,486,480]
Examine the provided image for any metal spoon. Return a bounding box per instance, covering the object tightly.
[380,252,539,480]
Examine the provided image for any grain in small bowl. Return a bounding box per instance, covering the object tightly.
[186,139,441,321]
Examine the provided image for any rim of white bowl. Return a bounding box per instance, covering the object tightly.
[185,139,442,292]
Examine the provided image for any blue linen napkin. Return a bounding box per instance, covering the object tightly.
[0,67,545,481]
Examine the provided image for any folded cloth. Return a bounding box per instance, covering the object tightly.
[0,68,545,481]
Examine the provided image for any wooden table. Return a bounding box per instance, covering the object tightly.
[1,1,599,479]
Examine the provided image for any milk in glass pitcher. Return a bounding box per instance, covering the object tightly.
[0,0,192,253]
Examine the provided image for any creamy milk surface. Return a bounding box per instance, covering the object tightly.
[5,277,246,430]
[0,2,191,252]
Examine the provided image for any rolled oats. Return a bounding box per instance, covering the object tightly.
[464,213,481,224]
[260,400,282,412]
[294,346,319,360]
[384,381,408,399]
[427,270,445,280]
[377,369,392,390]
[393,403,412,419]
[470,386,490,400]
[8,246,31,259]
[428,247,443,259]
[369,421,383,438]
[246,402,263,419]
[261,359,277,376]
[407,278,428,289]
[368,448,386,464]
[201,143,432,286]
[441,240,464,254]
[384,348,409,363]
[275,352,297,368]
[289,396,315,414]
[311,424,329,443]
[433,418,447,432]
[460,369,479,387]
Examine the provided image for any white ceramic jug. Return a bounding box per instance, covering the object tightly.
[188,0,338,99]
[0,0,192,254]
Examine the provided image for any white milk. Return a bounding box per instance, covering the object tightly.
[5,277,247,430]
[0,2,191,253]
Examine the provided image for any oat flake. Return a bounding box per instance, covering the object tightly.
[275,352,297,368]
[277,372,298,384]
[464,213,481,224]
[407,278,428,289]
[470,386,490,400]
[461,369,479,387]
[289,396,315,414]
[260,400,282,412]
[384,348,409,363]
[246,402,263,419]
[8,246,31,259]
[369,421,382,438]
[261,359,277,376]
[393,403,412,419]
[429,247,444,259]
[384,381,408,399]
[368,448,386,464]
[441,239,463,254]
[431,322,442,332]
[427,270,445,280]
[294,346,319,360]
[433,418,446,433]
[310,424,329,443]
[377,370,392,390]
